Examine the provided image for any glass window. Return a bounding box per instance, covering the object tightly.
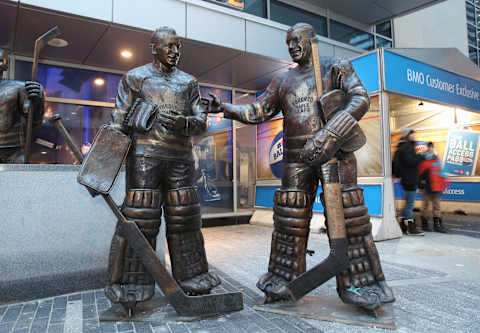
[244,0,267,18]
[15,61,121,103]
[376,36,392,49]
[467,2,476,26]
[30,102,112,164]
[270,0,327,37]
[375,20,392,38]
[234,91,256,209]
[469,46,478,65]
[195,86,233,214]
[468,24,477,46]
[355,96,383,176]
[390,93,480,177]
[330,20,374,50]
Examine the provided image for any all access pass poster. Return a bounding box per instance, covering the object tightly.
[443,130,480,176]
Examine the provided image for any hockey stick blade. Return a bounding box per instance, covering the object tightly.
[114,206,243,317]
[283,237,349,302]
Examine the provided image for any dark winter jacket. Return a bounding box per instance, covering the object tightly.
[395,140,423,191]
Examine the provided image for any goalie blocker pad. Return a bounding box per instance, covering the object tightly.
[78,125,131,194]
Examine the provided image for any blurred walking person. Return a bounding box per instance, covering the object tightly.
[419,142,448,233]
[393,129,424,235]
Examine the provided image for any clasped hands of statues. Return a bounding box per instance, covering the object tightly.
[206,93,342,166]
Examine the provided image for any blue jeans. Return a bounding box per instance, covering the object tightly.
[403,190,417,220]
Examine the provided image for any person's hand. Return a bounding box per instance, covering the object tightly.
[300,129,340,165]
[157,112,187,131]
[25,81,43,102]
[206,93,223,113]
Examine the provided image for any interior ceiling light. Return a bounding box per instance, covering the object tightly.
[94,78,105,86]
[47,38,69,48]
[121,50,133,58]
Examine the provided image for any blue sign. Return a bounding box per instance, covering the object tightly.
[394,181,480,202]
[384,50,480,112]
[352,52,379,93]
[255,184,382,216]
[269,131,283,178]
[442,130,480,176]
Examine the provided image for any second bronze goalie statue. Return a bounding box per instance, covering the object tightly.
[208,23,394,310]
[104,27,220,308]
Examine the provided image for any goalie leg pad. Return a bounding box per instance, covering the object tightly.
[336,187,394,307]
[105,189,162,304]
[166,187,219,295]
[257,190,314,298]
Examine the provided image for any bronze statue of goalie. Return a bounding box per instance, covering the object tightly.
[208,23,394,310]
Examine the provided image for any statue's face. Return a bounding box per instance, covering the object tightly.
[0,49,8,74]
[152,33,181,69]
[286,29,312,65]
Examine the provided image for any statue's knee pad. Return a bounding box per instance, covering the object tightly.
[269,190,313,281]
[165,187,202,233]
[165,187,208,283]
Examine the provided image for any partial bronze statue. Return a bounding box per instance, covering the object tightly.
[0,48,45,163]
[208,23,394,310]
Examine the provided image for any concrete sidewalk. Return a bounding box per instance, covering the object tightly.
[1,224,479,333]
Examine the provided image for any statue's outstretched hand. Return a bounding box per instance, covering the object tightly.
[206,93,223,114]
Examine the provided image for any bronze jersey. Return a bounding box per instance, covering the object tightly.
[223,57,369,162]
[112,63,204,162]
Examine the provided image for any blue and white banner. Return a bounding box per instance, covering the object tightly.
[352,52,379,93]
[255,184,382,216]
[394,181,480,202]
[384,50,480,112]
[442,130,480,176]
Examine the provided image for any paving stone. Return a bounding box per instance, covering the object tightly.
[152,324,170,333]
[83,319,99,332]
[12,328,28,333]
[1,305,22,323]
[21,302,38,314]
[30,318,49,333]
[50,307,66,324]
[53,296,67,309]
[83,292,96,306]
[47,324,65,333]
[0,322,14,333]
[133,321,153,333]
[99,321,116,333]
[68,293,82,301]
[167,323,189,333]
[34,304,52,320]
[83,305,97,320]
[116,321,134,332]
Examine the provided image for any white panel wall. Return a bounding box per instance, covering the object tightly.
[394,0,468,56]
[334,45,361,58]
[186,3,246,50]
[246,21,290,61]
[113,0,186,37]
[20,0,112,22]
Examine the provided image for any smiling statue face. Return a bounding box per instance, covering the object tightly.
[286,29,312,65]
[152,33,181,70]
